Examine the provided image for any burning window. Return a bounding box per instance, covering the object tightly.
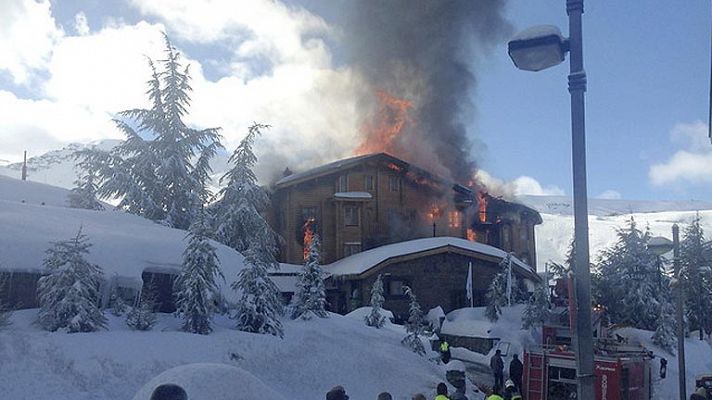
[388,176,399,192]
[364,175,375,191]
[337,175,349,192]
[467,228,477,242]
[344,205,360,226]
[448,211,462,228]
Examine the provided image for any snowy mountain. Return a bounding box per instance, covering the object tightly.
[517,194,712,216]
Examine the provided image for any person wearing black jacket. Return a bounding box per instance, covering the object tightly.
[509,354,523,392]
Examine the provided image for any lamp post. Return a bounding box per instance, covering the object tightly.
[507,2,594,400]
[649,236,674,291]
[672,224,686,400]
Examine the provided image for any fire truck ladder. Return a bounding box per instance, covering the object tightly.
[525,349,546,400]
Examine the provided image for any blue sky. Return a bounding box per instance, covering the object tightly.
[0,1,710,201]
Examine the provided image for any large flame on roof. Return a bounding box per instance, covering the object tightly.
[355,90,413,155]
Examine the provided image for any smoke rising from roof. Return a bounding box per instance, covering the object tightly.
[342,0,512,184]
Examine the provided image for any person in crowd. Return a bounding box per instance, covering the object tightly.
[435,382,450,400]
[412,394,427,400]
[150,384,188,400]
[490,349,505,391]
[503,380,522,400]
[378,392,393,400]
[440,339,451,364]
[450,384,468,400]
[326,385,350,400]
[508,354,523,392]
[484,385,504,400]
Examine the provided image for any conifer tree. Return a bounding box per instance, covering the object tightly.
[37,228,106,333]
[401,286,426,356]
[486,254,522,322]
[232,239,284,338]
[0,277,12,329]
[595,218,663,331]
[522,283,551,329]
[652,296,677,354]
[109,289,128,317]
[83,34,222,229]
[126,286,157,331]
[212,123,275,254]
[679,215,712,339]
[173,212,224,334]
[365,274,387,328]
[291,235,328,320]
[68,156,104,211]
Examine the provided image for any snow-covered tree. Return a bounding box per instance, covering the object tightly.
[522,283,551,329]
[0,303,10,329]
[652,297,677,354]
[401,286,426,356]
[126,286,157,331]
[173,212,224,334]
[365,274,387,328]
[37,228,106,333]
[68,156,104,211]
[83,34,222,229]
[594,218,663,331]
[211,123,275,254]
[679,215,712,339]
[291,234,328,320]
[232,240,284,338]
[109,289,128,316]
[486,254,525,322]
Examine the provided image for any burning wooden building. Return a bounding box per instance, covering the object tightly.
[269,153,543,317]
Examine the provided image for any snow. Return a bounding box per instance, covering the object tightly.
[511,25,563,42]
[132,363,287,400]
[326,236,536,278]
[0,176,245,300]
[334,191,373,199]
[441,307,495,338]
[1,309,449,400]
[345,306,395,326]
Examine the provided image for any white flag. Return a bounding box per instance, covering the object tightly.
[506,254,513,307]
[466,262,473,307]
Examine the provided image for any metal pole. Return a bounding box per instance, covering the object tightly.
[673,224,686,400]
[567,2,595,400]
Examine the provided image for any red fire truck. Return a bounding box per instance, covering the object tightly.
[522,277,655,400]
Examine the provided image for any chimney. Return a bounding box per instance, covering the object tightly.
[21,151,27,181]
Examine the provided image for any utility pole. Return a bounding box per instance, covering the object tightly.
[673,224,686,400]
[21,150,27,181]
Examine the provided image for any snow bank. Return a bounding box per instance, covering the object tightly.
[132,363,286,400]
[0,175,70,207]
[345,306,395,325]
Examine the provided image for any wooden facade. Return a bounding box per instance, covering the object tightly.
[270,153,541,267]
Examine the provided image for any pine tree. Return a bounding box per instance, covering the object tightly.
[37,228,106,333]
[126,286,157,331]
[652,296,677,354]
[68,156,104,210]
[109,289,128,317]
[212,123,275,254]
[291,235,328,320]
[365,274,387,328]
[173,212,225,334]
[594,218,662,330]
[232,239,284,338]
[486,254,518,322]
[401,286,426,355]
[522,283,551,329]
[83,34,222,229]
[679,214,712,339]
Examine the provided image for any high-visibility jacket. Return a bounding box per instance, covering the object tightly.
[487,395,504,400]
[440,341,450,352]
[435,395,449,400]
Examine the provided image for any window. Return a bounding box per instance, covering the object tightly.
[344,205,360,226]
[343,242,362,257]
[364,175,375,191]
[388,176,399,192]
[387,279,409,297]
[448,211,462,228]
[337,174,349,192]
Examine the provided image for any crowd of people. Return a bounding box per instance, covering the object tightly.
[323,347,525,400]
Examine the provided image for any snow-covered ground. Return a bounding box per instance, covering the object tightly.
[0,309,452,400]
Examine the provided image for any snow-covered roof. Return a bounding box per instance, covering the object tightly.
[0,175,71,207]
[334,191,372,200]
[0,176,245,300]
[325,236,538,279]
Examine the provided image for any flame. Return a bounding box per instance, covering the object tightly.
[477,191,488,223]
[355,90,413,155]
[303,218,315,261]
[448,211,462,228]
[467,228,477,242]
[426,204,444,221]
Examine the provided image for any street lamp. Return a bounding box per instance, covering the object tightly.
[507,2,594,400]
[649,236,673,290]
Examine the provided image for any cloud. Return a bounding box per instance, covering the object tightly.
[475,170,565,197]
[0,0,64,84]
[596,190,622,200]
[649,121,712,186]
[74,12,90,36]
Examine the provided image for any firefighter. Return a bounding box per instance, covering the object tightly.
[440,339,451,364]
[503,380,522,400]
[435,382,449,400]
[483,385,504,400]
